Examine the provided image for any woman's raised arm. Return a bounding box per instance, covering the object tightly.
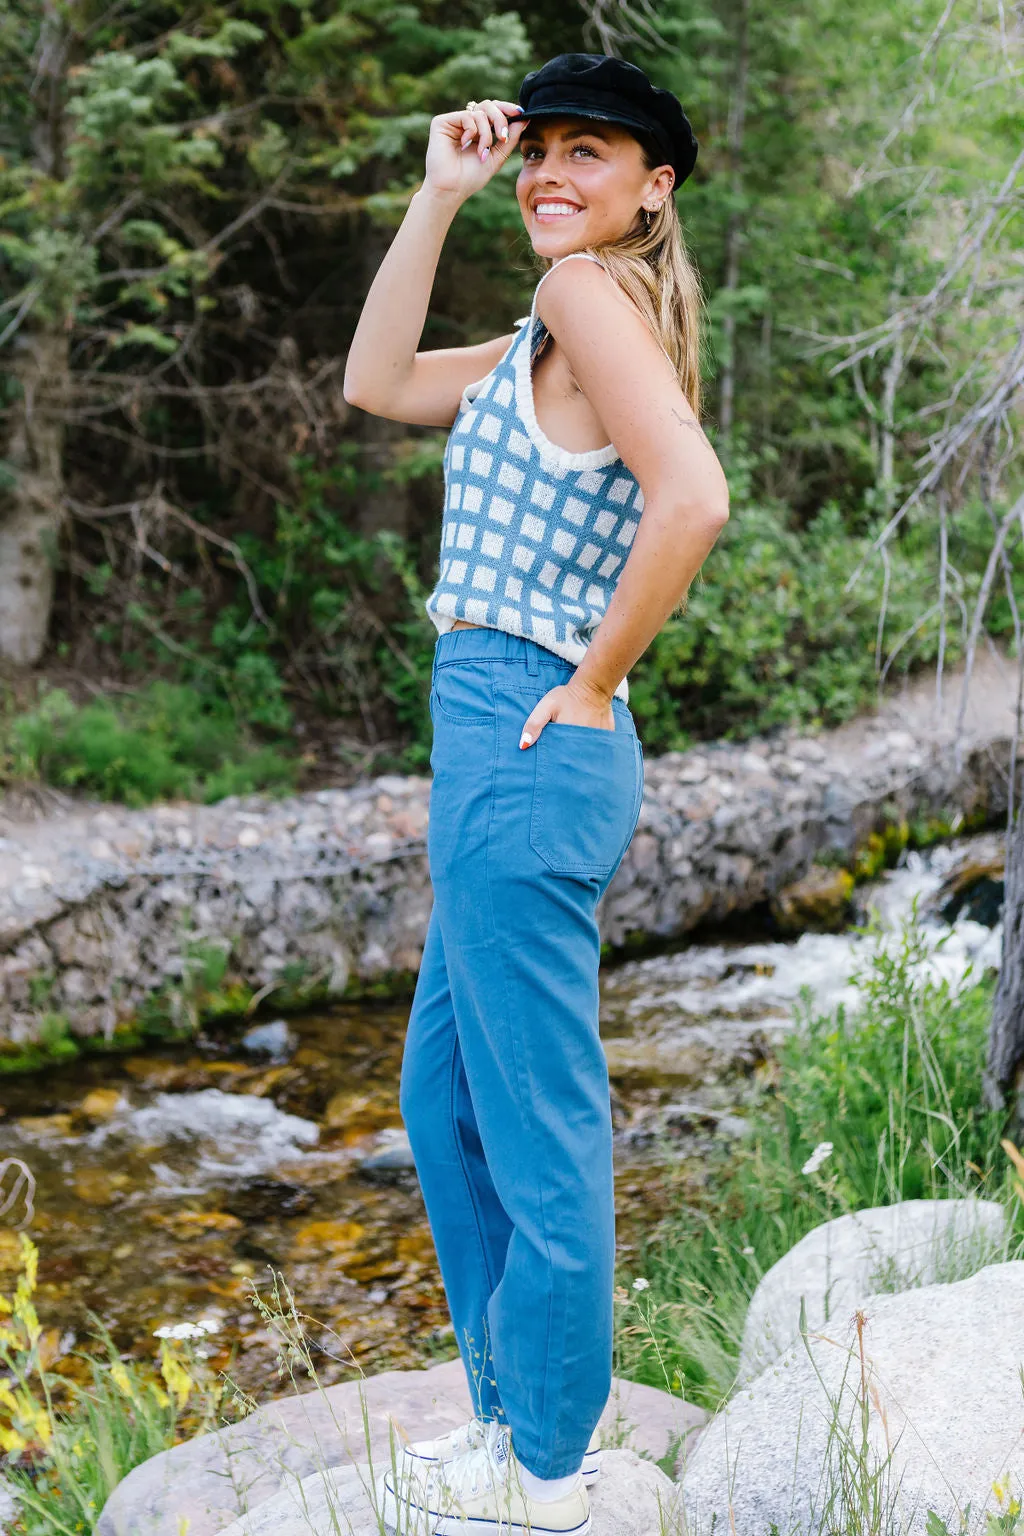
[343,100,529,428]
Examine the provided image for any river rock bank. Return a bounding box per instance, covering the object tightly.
[1,652,1018,1045]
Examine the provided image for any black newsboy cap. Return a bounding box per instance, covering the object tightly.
[518,54,698,188]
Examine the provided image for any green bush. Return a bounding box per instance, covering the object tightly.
[616,913,1015,1410]
[13,472,1023,800]
[207,451,440,772]
[628,497,1024,754]
[2,682,297,806]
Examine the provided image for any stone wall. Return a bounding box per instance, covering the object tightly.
[0,659,1018,1045]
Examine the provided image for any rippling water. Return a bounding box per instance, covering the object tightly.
[0,833,1003,1395]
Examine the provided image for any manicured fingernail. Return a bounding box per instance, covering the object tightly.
[480,145,489,160]
[519,732,532,749]
[500,127,508,141]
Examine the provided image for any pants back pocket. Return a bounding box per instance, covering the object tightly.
[529,722,641,880]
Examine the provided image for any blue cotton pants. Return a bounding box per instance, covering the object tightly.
[399,627,645,1480]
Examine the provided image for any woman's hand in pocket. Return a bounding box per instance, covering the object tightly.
[519,676,615,749]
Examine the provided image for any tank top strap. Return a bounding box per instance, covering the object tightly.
[529,251,606,324]
[527,252,606,366]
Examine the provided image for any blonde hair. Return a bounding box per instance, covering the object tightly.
[539,156,706,419]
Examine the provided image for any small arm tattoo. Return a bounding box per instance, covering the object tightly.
[671,408,712,449]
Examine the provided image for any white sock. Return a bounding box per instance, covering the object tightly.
[514,1459,583,1504]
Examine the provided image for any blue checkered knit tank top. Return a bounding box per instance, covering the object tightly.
[424,253,643,703]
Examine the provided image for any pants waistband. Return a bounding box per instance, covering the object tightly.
[434,626,573,678]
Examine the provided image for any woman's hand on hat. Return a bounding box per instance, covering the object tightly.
[424,99,528,203]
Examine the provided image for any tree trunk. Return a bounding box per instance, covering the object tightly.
[0,0,71,666]
[717,0,750,446]
[0,328,68,665]
[985,802,1024,1126]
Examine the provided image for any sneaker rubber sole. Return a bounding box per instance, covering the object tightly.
[381,1470,592,1535]
[402,1444,601,1487]
[383,1512,591,1535]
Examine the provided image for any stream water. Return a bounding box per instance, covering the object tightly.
[0,833,1003,1399]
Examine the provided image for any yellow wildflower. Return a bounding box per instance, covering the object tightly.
[110,1363,136,1401]
[159,1345,193,1411]
[13,1293,41,1348]
[18,1236,38,1292]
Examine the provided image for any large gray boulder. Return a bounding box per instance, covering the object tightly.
[739,1197,1008,1381]
[97,1357,704,1536]
[216,1448,680,1536]
[684,1260,1024,1536]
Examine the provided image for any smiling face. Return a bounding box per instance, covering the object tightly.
[515,117,675,259]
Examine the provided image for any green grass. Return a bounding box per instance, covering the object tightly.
[0,681,298,807]
[5,1336,219,1536]
[615,911,1017,1412]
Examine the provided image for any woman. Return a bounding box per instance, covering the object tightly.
[344,52,730,1536]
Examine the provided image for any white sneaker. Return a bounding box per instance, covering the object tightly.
[380,1420,591,1535]
[401,1414,601,1487]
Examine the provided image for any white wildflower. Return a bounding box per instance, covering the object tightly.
[742,1246,755,1257]
[632,1277,650,1292]
[801,1141,834,1177]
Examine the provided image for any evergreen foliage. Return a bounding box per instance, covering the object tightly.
[0,0,1020,795]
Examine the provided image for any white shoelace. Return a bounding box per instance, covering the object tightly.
[444,1415,487,1455]
[430,1419,510,1502]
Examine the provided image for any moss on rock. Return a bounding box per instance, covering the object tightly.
[770,866,856,935]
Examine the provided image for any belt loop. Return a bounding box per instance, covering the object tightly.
[525,636,540,677]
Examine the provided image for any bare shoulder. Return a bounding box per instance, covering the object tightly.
[534,256,720,472]
[534,256,647,342]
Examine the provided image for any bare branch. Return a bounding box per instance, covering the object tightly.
[576,0,666,55]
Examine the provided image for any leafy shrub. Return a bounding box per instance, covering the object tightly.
[207,451,440,772]
[16,473,1023,799]
[628,497,1024,754]
[2,682,297,806]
